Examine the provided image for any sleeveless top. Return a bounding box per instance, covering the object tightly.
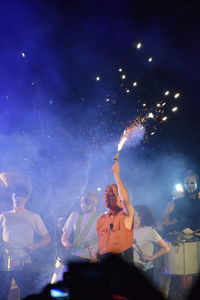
[97,209,133,255]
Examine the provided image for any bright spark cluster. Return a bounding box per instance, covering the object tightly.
[114,41,182,152]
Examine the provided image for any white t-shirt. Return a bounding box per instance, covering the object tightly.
[0,209,49,257]
[134,226,161,266]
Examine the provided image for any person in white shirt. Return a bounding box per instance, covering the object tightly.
[134,205,170,282]
[0,185,50,299]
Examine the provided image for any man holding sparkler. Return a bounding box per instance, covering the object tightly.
[97,160,134,262]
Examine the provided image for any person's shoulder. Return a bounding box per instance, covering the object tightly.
[148,226,157,232]
[69,211,80,218]
[71,211,80,216]
[95,210,103,218]
[144,226,157,234]
[148,226,162,238]
[64,211,80,224]
[0,210,14,217]
[98,211,109,221]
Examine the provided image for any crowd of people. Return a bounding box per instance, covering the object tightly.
[0,161,200,300]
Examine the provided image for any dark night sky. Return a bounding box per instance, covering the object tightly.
[0,0,200,219]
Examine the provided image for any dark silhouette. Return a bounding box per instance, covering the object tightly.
[24,254,165,300]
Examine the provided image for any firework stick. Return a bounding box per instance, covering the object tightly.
[114,152,119,161]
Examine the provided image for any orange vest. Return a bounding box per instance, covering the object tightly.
[97,209,133,255]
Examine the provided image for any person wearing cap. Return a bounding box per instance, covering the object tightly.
[61,192,100,260]
[0,185,51,299]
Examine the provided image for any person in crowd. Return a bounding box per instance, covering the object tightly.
[163,169,200,232]
[162,169,200,299]
[51,192,100,285]
[96,160,134,262]
[61,192,100,260]
[0,185,51,300]
[133,205,170,283]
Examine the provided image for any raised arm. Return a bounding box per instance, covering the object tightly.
[112,160,134,228]
[163,200,177,226]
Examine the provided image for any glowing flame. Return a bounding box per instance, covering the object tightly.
[0,173,8,187]
[118,135,127,152]
[117,119,146,152]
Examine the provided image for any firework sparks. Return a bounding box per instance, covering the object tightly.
[117,117,146,154]
[93,39,182,152]
[172,106,178,112]
[0,173,8,187]
[118,134,127,152]
[174,93,180,98]
[136,42,142,49]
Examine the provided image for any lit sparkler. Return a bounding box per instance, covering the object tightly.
[114,118,146,160]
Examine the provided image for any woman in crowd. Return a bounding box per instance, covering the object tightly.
[134,205,170,282]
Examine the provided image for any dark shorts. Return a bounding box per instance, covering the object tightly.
[99,247,133,263]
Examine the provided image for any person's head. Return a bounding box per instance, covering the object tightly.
[80,192,98,213]
[12,185,30,209]
[104,184,121,210]
[134,205,156,229]
[183,169,199,193]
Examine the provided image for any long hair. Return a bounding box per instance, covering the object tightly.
[134,205,156,227]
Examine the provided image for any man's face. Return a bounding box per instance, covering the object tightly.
[104,185,120,209]
[81,193,97,213]
[12,193,28,209]
[184,175,198,193]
